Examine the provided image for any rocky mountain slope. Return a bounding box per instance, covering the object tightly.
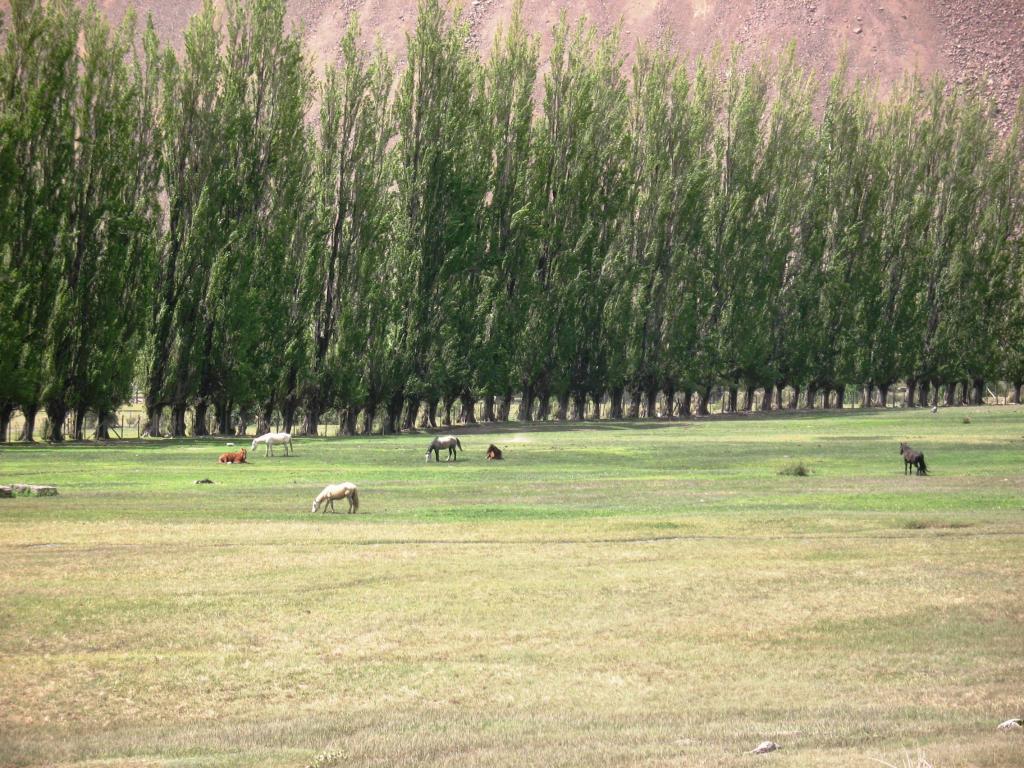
[11,1,1024,127]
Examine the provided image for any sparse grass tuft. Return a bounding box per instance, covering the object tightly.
[307,750,348,768]
[778,461,811,476]
[900,518,972,530]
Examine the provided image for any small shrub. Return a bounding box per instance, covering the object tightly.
[962,416,971,424]
[306,751,348,768]
[900,519,971,530]
[778,462,810,477]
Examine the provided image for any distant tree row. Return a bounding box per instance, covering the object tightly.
[2,0,1022,441]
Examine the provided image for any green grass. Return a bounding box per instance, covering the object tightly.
[1,406,1023,767]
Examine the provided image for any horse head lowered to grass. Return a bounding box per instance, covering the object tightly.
[311,482,359,514]
[426,435,462,462]
[251,432,292,458]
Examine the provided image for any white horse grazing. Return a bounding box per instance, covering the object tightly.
[252,432,293,457]
[426,435,462,462]
[311,482,359,514]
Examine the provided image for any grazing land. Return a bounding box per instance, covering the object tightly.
[1,407,1022,767]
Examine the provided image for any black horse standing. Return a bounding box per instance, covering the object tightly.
[899,442,928,475]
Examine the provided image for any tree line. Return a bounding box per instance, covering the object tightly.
[2,0,1022,441]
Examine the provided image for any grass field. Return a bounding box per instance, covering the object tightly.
[1,407,1022,767]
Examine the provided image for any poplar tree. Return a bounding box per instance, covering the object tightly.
[0,0,78,440]
[304,19,397,434]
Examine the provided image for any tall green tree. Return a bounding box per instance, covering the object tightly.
[0,0,78,440]
[395,0,485,431]
[304,19,397,434]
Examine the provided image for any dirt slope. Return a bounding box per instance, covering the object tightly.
[8,1,1024,127]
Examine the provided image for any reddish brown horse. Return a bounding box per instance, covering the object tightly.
[219,448,247,464]
[486,444,503,460]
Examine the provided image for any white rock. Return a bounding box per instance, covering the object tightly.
[749,741,780,754]
[998,718,1023,730]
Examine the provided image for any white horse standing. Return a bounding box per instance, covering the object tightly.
[252,432,293,457]
[425,435,463,462]
[311,482,359,514]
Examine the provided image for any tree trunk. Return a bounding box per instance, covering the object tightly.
[834,386,845,409]
[95,409,113,440]
[383,392,404,434]
[142,404,162,437]
[806,383,817,410]
[971,377,984,406]
[518,385,533,422]
[193,401,210,437]
[917,380,929,409]
[679,389,692,418]
[727,386,738,413]
[44,402,67,442]
[170,403,187,437]
[626,389,640,419]
[760,385,773,411]
[571,393,586,420]
[340,406,357,436]
[774,384,784,410]
[482,394,495,422]
[234,408,250,437]
[536,392,551,421]
[904,378,916,408]
[72,409,86,441]
[19,403,39,442]
[359,402,377,435]
[0,403,13,443]
[740,385,752,412]
[645,389,658,419]
[822,388,832,409]
[789,384,800,410]
[1012,381,1022,405]
[213,401,230,435]
[878,383,890,408]
[301,401,320,437]
[664,387,676,419]
[498,391,513,421]
[459,391,477,425]
[697,386,711,416]
[281,400,298,434]
[554,393,569,420]
[402,395,420,431]
[608,387,624,419]
[960,379,970,405]
[943,382,955,408]
[417,399,433,429]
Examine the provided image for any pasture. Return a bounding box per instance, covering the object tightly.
[1,407,1022,767]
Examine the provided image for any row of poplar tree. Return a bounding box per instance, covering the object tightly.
[2,0,1023,441]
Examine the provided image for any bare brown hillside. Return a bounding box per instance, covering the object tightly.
[10,1,1024,127]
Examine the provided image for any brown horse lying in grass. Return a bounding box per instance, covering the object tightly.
[899,442,927,475]
[219,448,247,464]
[486,444,503,460]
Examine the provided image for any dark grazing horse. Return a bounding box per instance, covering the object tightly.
[899,442,928,475]
[426,435,463,462]
[486,444,503,460]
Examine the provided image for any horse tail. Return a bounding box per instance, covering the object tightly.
[350,488,359,513]
[919,455,928,474]
[456,438,463,452]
